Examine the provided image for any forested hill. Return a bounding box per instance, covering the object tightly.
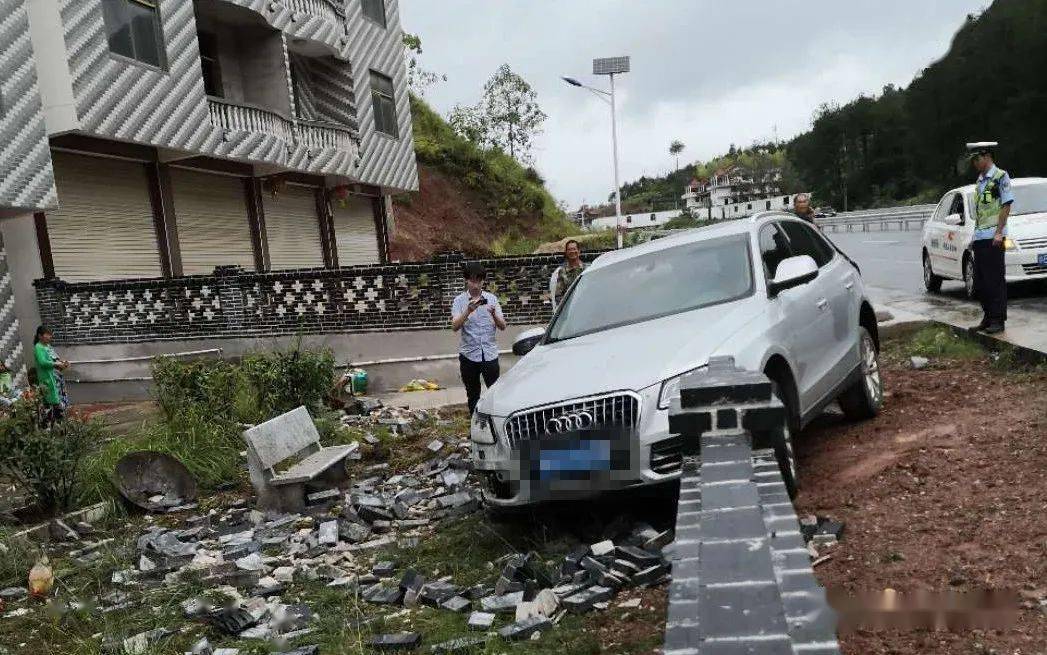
[790,0,1047,210]
[616,0,1047,213]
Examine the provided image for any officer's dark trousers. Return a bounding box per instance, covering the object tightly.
[973,239,1007,325]
[459,354,500,414]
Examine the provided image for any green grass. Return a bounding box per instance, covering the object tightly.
[884,325,986,363]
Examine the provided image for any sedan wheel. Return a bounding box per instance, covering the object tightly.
[923,254,943,293]
[964,255,977,300]
[838,327,883,420]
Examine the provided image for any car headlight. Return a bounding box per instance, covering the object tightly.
[1003,237,1016,251]
[658,367,706,410]
[471,412,496,445]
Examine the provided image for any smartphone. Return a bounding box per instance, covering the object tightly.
[477,297,489,306]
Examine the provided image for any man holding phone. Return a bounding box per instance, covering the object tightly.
[451,262,507,413]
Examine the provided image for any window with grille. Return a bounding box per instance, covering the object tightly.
[369,71,399,137]
[101,0,166,68]
[361,0,387,27]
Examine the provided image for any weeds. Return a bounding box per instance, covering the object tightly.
[79,407,245,504]
[904,324,984,359]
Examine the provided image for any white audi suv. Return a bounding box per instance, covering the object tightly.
[470,213,883,507]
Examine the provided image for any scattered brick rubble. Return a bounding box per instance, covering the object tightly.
[1,404,676,653]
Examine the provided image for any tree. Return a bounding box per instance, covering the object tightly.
[669,140,686,172]
[402,32,446,96]
[448,104,489,146]
[477,64,547,163]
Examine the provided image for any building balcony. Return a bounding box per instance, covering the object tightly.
[296,118,358,154]
[207,96,358,172]
[208,96,296,146]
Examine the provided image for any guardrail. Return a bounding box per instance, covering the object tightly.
[816,204,936,233]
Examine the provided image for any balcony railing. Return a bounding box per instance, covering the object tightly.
[208,97,295,145]
[296,118,357,153]
[207,97,358,157]
[288,0,345,24]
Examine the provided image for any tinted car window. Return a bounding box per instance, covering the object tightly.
[948,193,965,218]
[780,220,833,268]
[758,224,792,279]
[547,234,754,341]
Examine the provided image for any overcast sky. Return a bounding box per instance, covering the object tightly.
[399,0,988,209]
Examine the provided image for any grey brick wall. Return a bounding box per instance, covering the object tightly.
[35,251,605,345]
[664,360,840,654]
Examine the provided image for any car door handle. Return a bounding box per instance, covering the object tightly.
[844,281,854,290]
[816,298,829,310]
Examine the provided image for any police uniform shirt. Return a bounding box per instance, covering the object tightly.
[974,164,1015,240]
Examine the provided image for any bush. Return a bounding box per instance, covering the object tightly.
[239,344,335,420]
[0,399,101,515]
[152,357,243,421]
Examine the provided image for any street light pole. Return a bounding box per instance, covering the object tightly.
[563,56,630,249]
[609,72,623,249]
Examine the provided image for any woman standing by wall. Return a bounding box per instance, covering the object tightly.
[34,326,68,425]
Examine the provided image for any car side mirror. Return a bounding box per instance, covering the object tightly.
[944,213,963,226]
[769,255,819,297]
[512,327,546,357]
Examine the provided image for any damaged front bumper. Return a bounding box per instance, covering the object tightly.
[469,403,683,507]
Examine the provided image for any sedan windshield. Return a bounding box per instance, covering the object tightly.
[546,234,753,341]
[1011,183,1047,216]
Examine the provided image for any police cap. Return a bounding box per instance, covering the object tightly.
[966,141,998,157]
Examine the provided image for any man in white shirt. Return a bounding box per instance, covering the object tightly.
[451,262,507,413]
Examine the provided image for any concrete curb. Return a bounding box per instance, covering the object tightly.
[8,501,114,543]
[945,325,1047,366]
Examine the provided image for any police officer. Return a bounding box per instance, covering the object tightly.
[967,142,1014,334]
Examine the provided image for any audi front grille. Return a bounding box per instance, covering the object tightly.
[502,393,640,448]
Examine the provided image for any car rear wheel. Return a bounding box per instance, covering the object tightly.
[838,327,884,420]
[923,252,943,293]
[963,253,977,300]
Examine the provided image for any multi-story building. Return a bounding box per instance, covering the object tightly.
[0,0,417,380]
[683,167,800,221]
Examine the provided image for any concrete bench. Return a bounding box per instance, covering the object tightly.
[243,406,357,512]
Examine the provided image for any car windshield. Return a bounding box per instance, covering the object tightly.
[546,233,753,342]
[1011,183,1047,216]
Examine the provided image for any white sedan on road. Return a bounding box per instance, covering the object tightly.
[923,177,1047,298]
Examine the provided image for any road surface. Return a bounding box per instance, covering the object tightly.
[828,229,1047,307]
[827,228,1047,357]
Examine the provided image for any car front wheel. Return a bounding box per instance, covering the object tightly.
[755,380,799,500]
[838,327,884,420]
[923,253,943,293]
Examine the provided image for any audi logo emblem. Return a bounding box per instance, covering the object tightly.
[545,411,595,434]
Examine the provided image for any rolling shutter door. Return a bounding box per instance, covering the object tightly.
[331,195,380,266]
[170,168,256,275]
[47,153,162,282]
[263,185,325,270]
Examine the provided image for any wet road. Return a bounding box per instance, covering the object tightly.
[827,229,1047,314]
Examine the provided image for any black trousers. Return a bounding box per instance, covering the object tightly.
[459,354,499,414]
[972,239,1007,324]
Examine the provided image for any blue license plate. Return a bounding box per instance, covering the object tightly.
[1038,253,1047,266]
[538,440,611,478]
